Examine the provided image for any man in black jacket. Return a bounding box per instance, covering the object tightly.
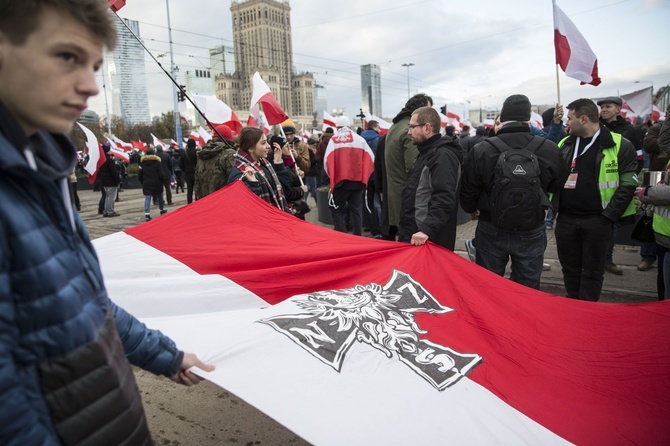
[460,94,560,289]
[97,143,121,217]
[181,137,198,203]
[156,144,174,204]
[398,106,462,250]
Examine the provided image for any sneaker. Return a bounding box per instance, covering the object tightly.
[638,260,654,271]
[543,263,551,271]
[145,213,152,221]
[160,209,168,215]
[604,263,623,275]
[545,223,553,230]
[465,239,476,262]
[103,212,120,218]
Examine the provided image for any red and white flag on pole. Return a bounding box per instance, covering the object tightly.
[109,147,130,163]
[131,140,147,151]
[553,0,601,86]
[110,135,132,152]
[193,95,244,136]
[94,181,670,446]
[151,133,167,149]
[322,110,337,130]
[250,72,288,126]
[247,113,271,134]
[78,122,105,184]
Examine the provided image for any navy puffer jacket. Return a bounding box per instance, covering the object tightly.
[0,126,183,444]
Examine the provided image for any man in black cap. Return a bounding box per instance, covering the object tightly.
[461,94,560,289]
[597,96,643,274]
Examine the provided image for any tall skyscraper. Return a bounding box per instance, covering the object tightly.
[361,64,382,117]
[314,83,328,121]
[209,45,236,79]
[215,0,314,122]
[107,18,150,124]
[184,69,214,125]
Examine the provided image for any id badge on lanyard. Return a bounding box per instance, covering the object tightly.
[564,130,600,190]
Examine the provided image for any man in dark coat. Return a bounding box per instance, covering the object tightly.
[97,143,121,217]
[139,147,167,220]
[181,137,198,203]
[156,144,174,204]
[460,94,560,289]
[399,106,462,250]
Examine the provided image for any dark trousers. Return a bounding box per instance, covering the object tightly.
[69,181,80,211]
[174,170,184,193]
[163,179,172,204]
[555,213,613,301]
[656,244,668,300]
[330,188,363,235]
[364,183,382,236]
[185,177,195,204]
[98,187,106,213]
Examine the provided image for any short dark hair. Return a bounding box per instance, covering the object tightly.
[367,120,379,130]
[567,98,599,123]
[405,93,433,113]
[0,0,117,49]
[411,106,441,135]
[238,127,265,153]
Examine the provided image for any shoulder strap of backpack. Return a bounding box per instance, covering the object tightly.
[487,135,546,155]
[485,136,512,154]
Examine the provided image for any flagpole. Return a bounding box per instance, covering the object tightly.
[278,125,305,187]
[555,64,562,106]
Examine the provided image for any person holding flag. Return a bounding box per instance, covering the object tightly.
[0,1,213,443]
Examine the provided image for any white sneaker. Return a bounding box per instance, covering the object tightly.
[465,239,476,262]
[543,263,551,271]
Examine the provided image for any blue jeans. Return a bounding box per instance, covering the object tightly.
[474,220,547,289]
[304,176,318,203]
[640,241,657,263]
[144,194,164,214]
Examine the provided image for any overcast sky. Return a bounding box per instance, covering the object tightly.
[88,0,669,122]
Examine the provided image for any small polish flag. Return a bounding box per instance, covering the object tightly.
[78,123,106,184]
[553,0,601,86]
[193,95,244,136]
[151,133,167,150]
[250,72,288,126]
[323,110,337,130]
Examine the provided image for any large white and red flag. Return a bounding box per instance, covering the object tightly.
[78,122,105,184]
[250,72,288,125]
[93,181,670,446]
[621,86,654,118]
[110,135,132,152]
[150,133,167,149]
[323,126,375,191]
[322,110,337,130]
[109,147,130,163]
[553,0,601,86]
[131,139,147,151]
[192,95,244,136]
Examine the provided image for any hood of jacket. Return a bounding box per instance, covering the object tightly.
[392,108,413,124]
[417,134,464,163]
[140,154,161,166]
[198,140,226,160]
[360,129,379,143]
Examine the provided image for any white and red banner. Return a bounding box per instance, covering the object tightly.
[193,95,244,136]
[78,122,105,184]
[323,127,375,191]
[553,0,601,86]
[323,110,337,130]
[439,111,464,131]
[250,72,288,126]
[131,139,146,151]
[109,134,132,152]
[621,86,654,119]
[93,181,670,446]
[109,147,130,163]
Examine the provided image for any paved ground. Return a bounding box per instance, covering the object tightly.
[78,185,658,445]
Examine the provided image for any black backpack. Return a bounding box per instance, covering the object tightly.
[487,136,550,231]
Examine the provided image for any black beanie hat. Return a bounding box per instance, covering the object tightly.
[186,138,196,148]
[500,94,531,122]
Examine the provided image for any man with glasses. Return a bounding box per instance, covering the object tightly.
[398,106,463,250]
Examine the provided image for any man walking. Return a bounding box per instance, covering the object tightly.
[460,94,560,288]
[399,106,462,250]
[554,98,637,301]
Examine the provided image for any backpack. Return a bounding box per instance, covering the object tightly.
[487,136,550,231]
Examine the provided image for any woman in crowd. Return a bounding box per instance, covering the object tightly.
[228,127,292,213]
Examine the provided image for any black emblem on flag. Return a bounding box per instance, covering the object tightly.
[259,270,482,391]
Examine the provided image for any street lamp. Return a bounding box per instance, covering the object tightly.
[635,80,654,123]
[401,63,414,101]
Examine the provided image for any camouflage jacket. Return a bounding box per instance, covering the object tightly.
[194,140,236,199]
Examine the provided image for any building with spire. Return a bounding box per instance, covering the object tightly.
[215,0,315,125]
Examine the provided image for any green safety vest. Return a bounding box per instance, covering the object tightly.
[558,132,636,218]
[652,161,670,237]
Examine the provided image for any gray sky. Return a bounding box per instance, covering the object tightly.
[89,0,670,122]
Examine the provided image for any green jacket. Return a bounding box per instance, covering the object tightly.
[194,139,236,200]
[384,113,418,226]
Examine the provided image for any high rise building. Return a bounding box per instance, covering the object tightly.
[361,64,382,117]
[184,69,214,125]
[209,45,236,79]
[215,0,314,123]
[313,83,327,120]
[107,18,150,124]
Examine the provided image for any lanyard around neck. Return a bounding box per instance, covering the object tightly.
[572,129,600,167]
